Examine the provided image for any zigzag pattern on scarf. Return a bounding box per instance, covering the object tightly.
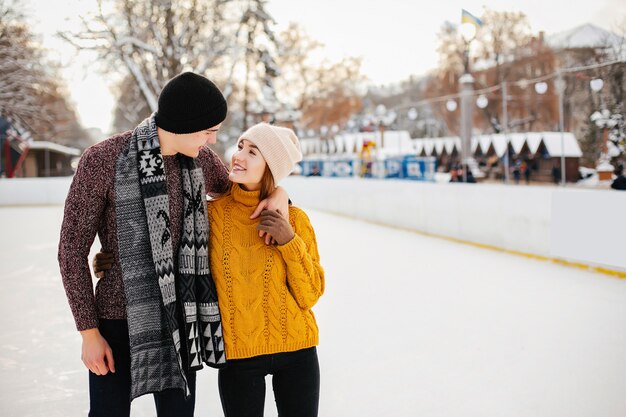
[179,160,226,369]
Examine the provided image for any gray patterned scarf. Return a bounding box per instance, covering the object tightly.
[115,114,225,400]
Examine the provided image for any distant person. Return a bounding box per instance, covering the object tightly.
[465,168,476,183]
[611,162,626,190]
[522,160,531,184]
[449,168,459,183]
[551,163,561,185]
[58,72,290,417]
[310,163,321,176]
[513,160,521,184]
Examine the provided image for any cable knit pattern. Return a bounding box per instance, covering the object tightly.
[208,184,324,360]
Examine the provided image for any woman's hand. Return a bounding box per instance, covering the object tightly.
[257,209,295,246]
[92,250,114,278]
[250,186,290,244]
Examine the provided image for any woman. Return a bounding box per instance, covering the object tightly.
[210,122,324,417]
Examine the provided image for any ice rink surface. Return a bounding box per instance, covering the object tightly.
[1,206,625,416]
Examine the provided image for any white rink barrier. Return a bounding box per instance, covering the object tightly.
[281,177,625,272]
[0,177,72,206]
[1,176,623,271]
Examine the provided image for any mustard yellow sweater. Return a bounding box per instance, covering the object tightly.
[208,184,325,360]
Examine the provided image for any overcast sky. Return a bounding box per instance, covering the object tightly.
[24,0,626,133]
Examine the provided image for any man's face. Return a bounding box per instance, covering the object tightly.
[172,124,221,157]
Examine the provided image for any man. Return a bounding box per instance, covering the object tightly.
[58,72,288,417]
[611,162,626,191]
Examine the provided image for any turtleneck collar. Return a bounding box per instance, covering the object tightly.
[231,183,261,207]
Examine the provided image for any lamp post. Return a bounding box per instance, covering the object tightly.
[319,125,328,156]
[501,81,511,183]
[445,99,458,165]
[554,72,567,185]
[375,104,387,153]
[459,22,477,183]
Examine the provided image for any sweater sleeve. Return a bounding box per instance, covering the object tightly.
[276,208,325,310]
[58,146,107,331]
[197,146,231,197]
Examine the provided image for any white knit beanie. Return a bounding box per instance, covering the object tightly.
[237,123,303,184]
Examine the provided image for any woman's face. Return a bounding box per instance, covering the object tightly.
[229,139,267,190]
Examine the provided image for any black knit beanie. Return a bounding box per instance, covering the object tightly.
[155,72,228,134]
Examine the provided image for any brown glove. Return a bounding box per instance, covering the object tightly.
[257,209,295,246]
[92,250,114,279]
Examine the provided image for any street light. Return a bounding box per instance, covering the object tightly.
[446,99,458,112]
[372,104,387,153]
[459,22,477,73]
[457,23,477,183]
[534,82,548,95]
[501,81,511,184]
[320,125,328,154]
[476,95,488,109]
[590,78,604,93]
[407,108,418,121]
[554,73,567,186]
[459,23,477,41]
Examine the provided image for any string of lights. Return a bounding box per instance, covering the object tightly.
[391,58,626,112]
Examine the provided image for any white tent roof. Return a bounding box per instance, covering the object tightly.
[27,140,81,156]
[539,132,583,158]
[414,141,424,155]
[434,140,445,155]
[444,138,459,155]
[301,131,583,159]
[411,132,582,158]
[477,135,492,154]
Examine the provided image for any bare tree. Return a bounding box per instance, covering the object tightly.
[0,0,88,146]
[0,0,46,127]
[227,0,282,130]
[476,9,532,83]
[274,23,365,130]
[111,74,151,133]
[275,22,323,111]
[435,21,465,86]
[61,0,235,125]
[429,9,534,134]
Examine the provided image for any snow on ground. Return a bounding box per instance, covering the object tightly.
[1,206,625,417]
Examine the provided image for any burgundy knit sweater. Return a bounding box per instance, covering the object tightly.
[58,131,230,331]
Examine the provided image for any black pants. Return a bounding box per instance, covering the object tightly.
[218,347,320,417]
[88,319,196,417]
